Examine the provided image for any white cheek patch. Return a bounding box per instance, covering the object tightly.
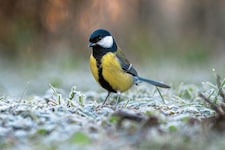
[97,36,113,48]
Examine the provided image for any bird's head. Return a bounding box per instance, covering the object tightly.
[88,29,117,50]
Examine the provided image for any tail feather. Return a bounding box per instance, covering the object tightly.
[136,76,170,88]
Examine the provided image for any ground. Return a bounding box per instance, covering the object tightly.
[0,60,225,150]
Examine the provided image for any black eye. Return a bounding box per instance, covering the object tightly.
[97,36,102,41]
[92,36,103,43]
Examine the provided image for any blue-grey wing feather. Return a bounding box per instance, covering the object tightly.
[115,49,138,76]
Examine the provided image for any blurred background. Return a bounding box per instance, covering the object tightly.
[0,0,224,96]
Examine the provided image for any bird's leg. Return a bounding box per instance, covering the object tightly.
[115,91,121,106]
[102,91,111,106]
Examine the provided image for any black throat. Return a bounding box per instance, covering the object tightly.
[92,42,117,61]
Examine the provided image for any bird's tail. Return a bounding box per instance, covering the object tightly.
[135,76,170,88]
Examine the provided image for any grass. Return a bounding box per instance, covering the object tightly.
[0,71,224,150]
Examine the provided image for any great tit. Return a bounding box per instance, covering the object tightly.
[88,29,170,106]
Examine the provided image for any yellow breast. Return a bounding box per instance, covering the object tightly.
[89,55,99,82]
[101,52,134,92]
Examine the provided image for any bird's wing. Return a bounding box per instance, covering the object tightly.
[115,48,138,76]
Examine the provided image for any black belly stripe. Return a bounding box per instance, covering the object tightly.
[97,59,116,93]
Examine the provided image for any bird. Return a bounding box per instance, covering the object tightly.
[88,29,170,106]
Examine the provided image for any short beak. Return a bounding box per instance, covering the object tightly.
[88,42,96,47]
